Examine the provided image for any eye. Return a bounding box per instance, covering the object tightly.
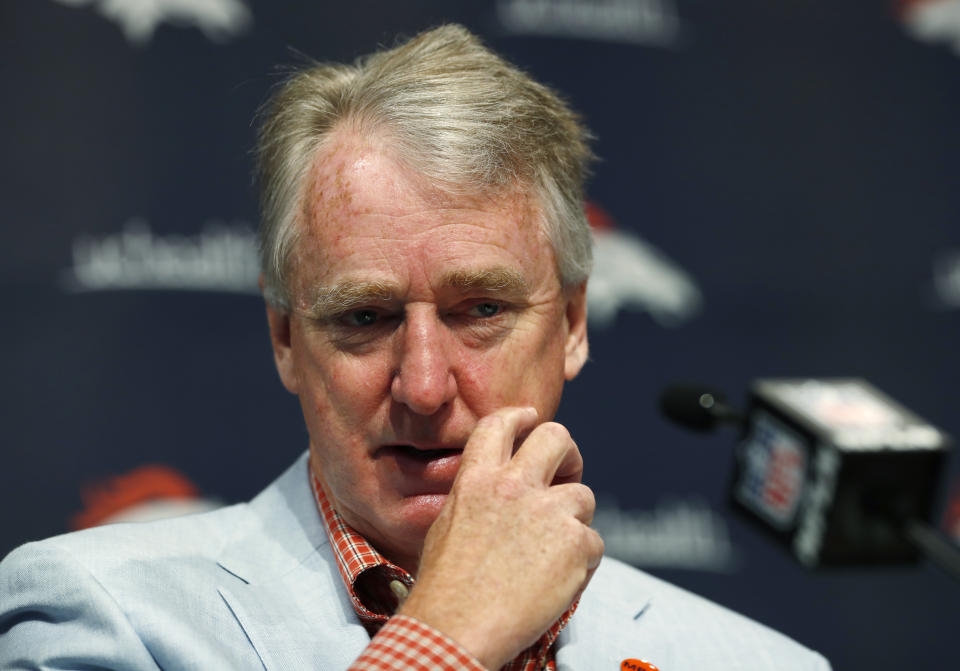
[342,309,380,327]
[469,302,502,318]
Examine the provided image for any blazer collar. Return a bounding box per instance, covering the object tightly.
[556,559,655,670]
[215,452,371,670]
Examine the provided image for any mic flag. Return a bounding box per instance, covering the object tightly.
[731,378,951,567]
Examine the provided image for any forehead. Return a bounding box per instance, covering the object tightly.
[289,131,556,295]
[305,131,534,232]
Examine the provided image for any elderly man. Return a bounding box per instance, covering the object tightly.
[0,25,829,670]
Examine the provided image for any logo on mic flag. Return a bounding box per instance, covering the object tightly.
[736,412,808,530]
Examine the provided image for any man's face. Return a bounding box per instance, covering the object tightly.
[266,133,588,572]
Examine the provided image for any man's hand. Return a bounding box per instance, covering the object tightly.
[398,407,604,670]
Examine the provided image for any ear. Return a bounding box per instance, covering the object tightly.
[563,281,589,381]
[261,275,300,395]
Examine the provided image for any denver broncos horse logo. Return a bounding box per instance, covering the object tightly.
[53,0,252,45]
[585,202,703,328]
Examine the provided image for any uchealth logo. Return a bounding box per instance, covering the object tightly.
[592,496,738,572]
[62,218,260,294]
[898,0,960,54]
[496,0,681,47]
[586,202,703,328]
[52,0,252,46]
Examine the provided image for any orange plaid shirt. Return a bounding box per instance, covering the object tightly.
[310,468,575,670]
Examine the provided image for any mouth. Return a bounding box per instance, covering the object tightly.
[382,444,463,460]
[378,444,464,494]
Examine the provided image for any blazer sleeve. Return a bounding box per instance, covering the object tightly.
[0,542,159,670]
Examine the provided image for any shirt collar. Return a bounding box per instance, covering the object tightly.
[309,467,413,626]
[307,457,575,668]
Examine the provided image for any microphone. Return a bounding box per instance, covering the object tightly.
[659,384,745,432]
[659,378,959,578]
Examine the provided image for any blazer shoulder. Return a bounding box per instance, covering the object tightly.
[577,557,831,670]
[2,501,252,573]
[0,538,164,669]
[0,455,323,670]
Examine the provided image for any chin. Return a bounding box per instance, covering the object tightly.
[382,494,447,544]
[397,492,447,527]
[368,496,446,570]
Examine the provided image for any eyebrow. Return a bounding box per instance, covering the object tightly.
[303,281,398,320]
[301,267,529,320]
[441,267,528,296]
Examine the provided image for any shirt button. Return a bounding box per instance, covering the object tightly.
[389,579,410,602]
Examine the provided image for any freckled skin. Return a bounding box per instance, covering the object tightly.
[267,130,588,573]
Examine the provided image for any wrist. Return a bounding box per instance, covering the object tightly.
[398,590,512,670]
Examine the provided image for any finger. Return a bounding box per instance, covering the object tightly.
[460,406,539,468]
[584,526,605,570]
[571,525,605,575]
[566,525,605,609]
[549,482,596,526]
[510,421,583,486]
[551,444,584,486]
[573,544,605,606]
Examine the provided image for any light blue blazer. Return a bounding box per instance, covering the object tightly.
[0,453,830,670]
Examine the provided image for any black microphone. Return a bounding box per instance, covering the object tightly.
[659,384,745,432]
[659,378,959,578]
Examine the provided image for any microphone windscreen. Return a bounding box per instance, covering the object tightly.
[659,384,726,432]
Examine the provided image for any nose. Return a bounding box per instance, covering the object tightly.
[390,306,457,415]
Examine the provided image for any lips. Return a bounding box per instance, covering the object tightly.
[378,444,464,494]
[385,445,461,460]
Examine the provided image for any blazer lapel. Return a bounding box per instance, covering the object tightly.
[216,556,370,670]
[555,559,654,671]
[214,453,371,670]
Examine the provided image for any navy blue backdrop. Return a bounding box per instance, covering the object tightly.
[3,1,960,669]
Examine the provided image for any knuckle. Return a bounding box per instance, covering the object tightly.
[536,421,572,442]
[564,483,595,514]
[592,529,606,555]
[566,514,585,535]
[573,483,595,507]
[575,523,602,550]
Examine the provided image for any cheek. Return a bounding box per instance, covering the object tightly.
[302,352,393,424]
[457,334,565,410]
[515,324,570,403]
[455,351,492,385]
[454,349,518,412]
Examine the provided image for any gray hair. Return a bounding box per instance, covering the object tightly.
[255,24,595,310]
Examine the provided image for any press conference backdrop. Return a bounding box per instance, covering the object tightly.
[3,1,959,668]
